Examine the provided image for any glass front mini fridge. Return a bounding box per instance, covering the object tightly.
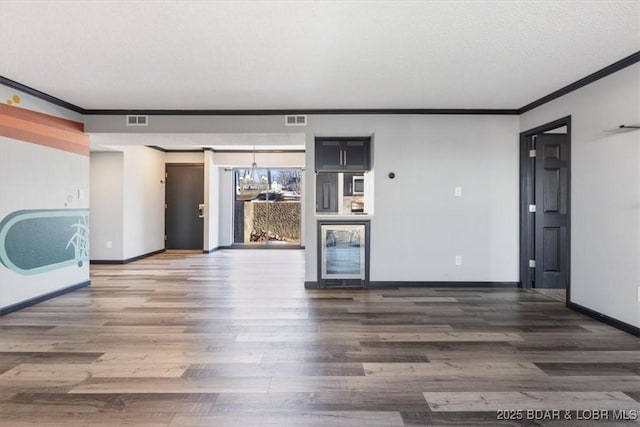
[318,220,369,287]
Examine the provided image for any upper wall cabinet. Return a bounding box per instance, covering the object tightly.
[315,137,371,172]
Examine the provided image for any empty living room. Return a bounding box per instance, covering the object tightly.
[0,1,638,426]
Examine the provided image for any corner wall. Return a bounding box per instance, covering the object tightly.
[520,63,640,328]
[122,146,166,259]
[0,85,90,312]
[90,152,124,260]
[90,145,165,261]
[204,150,219,251]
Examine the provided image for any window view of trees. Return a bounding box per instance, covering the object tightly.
[233,168,302,245]
[235,168,301,201]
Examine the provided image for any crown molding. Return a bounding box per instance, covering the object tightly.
[518,50,640,114]
[2,51,638,117]
[0,76,85,114]
[83,108,518,115]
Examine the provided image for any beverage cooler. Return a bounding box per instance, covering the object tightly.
[317,220,370,287]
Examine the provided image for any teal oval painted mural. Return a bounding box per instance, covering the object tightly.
[0,209,89,275]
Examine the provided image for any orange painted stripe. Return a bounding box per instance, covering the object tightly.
[1,114,89,147]
[0,104,84,133]
[0,126,89,156]
[0,104,89,156]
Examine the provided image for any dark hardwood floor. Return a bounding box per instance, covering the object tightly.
[0,249,638,426]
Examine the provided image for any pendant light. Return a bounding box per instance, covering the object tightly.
[249,147,259,188]
[238,146,266,200]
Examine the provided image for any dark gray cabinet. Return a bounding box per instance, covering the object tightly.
[315,173,338,213]
[315,137,371,172]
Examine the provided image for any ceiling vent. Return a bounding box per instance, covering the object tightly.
[285,115,307,126]
[126,115,149,126]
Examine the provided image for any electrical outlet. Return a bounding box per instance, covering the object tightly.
[454,186,462,197]
[637,286,640,302]
[455,255,462,266]
[106,241,112,249]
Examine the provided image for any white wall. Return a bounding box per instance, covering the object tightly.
[90,145,165,261]
[204,150,219,251]
[0,140,90,309]
[213,151,304,167]
[90,152,124,260]
[218,169,235,247]
[0,84,89,310]
[305,115,520,283]
[520,63,640,328]
[122,146,166,259]
[165,152,204,163]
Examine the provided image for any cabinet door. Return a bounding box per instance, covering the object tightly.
[315,140,342,171]
[315,173,338,213]
[342,139,370,170]
[343,173,355,196]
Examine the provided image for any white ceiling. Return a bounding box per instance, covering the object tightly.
[1,1,638,110]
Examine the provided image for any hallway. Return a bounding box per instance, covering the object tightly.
[0,250,638,426]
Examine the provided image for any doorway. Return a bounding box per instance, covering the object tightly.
[165,163,204,249]
[233,168,302,247]
[520,117,571,298]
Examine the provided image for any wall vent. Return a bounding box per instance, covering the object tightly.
[126,115,149,126]
[285,115,307,126]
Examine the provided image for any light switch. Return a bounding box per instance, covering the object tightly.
[78,189,85,200]
[455,186,462,197]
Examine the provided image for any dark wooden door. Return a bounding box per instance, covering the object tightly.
[315,173,338,213]
[165,164,204,249]
[534,133,569,288]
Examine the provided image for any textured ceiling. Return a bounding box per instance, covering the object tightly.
[1,0,638,110]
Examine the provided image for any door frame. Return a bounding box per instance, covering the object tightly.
[164,162,205,250]
[519,116,572,304]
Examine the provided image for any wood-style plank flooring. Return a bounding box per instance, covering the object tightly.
[0,249,638,426]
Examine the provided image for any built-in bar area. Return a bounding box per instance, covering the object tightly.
[316,172,373,215]
[314,136,373,287]
[314,136,373,216]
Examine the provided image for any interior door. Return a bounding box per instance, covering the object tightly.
[534,133,569,288]
[165,164,204,249]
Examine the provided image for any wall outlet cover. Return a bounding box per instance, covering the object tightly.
[455,255,462,266]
